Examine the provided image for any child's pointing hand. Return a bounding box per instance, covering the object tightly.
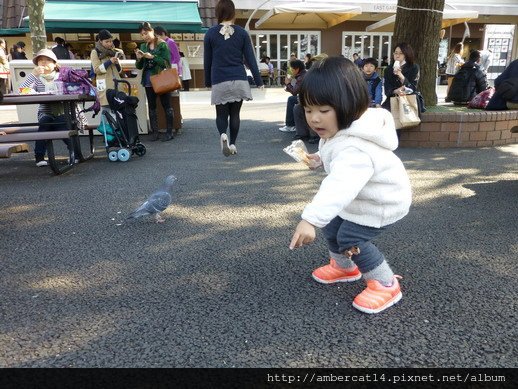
[290,220,316,250]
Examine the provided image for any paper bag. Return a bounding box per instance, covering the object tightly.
[390,94,421,129]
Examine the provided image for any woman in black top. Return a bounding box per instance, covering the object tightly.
[11,42,27,60]
[381,42,420,113]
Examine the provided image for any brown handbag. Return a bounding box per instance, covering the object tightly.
[150,67,181,95]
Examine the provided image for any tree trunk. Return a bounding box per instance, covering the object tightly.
[27,0,46,55]
[393,0,444,106]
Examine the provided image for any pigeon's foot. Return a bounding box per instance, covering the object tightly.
[155,213,165,223]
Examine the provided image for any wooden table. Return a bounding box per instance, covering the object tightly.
[0,93,96,174]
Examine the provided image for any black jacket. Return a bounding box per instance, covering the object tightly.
[52,44,70,60]
[383,62,420,99]
[487,59,518,110]
[448,61,488,103]
[11,51,27,60]
[285,68,306,96]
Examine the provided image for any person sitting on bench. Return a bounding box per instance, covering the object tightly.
[278,59,306,133]
[447,50,488,105]
[19,49,72,167]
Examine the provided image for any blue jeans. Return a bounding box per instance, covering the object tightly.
[323,217,388,273]
[35,114,70,157]
[285,95,298,126]
[293,103,318,139]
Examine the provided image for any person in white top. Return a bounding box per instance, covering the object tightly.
[179,51,192,91]
[289,57,412,314]
[445,42,464,101]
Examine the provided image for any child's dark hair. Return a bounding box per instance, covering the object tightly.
[216,0,236,24]
[289,59,305,72]
[362,57,378,68]
[299,56,370,130]
[469,50,481,62]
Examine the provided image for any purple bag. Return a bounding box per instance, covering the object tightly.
[468,87,495,109]
[58,67,101,117]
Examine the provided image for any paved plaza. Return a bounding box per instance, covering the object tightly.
[1,89,517,368]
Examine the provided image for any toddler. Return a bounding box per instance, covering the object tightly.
[289,57,412,314]
[362,57,382,108]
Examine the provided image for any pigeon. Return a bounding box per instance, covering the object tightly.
[127,175,177,223]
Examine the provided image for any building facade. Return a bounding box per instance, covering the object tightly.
[1,0,517,87]
[235,0,518,82]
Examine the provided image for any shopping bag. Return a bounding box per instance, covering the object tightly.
[150,68,182,95]
[390,94,421,129]
[468,87,495,109]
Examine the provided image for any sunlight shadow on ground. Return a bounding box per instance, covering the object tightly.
[2,312,118,367]
[20,260,127,295]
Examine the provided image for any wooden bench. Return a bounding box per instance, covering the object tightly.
[0,143,29,158]
[0,124,80,174]
[0,129,76,143]
[0,93,97,173]
[1,125,39,134]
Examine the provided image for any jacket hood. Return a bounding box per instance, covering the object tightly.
[339,108,398,150]
[462,60,480,70]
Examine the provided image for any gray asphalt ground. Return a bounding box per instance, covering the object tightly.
[1,92,517,368]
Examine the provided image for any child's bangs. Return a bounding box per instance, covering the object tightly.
[300,70,335,108]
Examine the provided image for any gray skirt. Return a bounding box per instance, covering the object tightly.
[211,80,253,105]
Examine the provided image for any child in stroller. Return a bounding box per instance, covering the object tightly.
[100,79,146,161]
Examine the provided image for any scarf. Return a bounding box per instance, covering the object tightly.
[219,21,234,40]
[40,71,57,82]
[40,71,64,115]
[95,41,116,59]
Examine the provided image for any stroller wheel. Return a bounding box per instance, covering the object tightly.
[118,148,131,162]
[135,143,146,157]
[108,150,118,162]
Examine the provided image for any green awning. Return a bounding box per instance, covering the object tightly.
[23,0,204,32]
[0,28,30,36]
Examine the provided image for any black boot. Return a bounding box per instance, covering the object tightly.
[149,109,160,141]
[161,108,174,142]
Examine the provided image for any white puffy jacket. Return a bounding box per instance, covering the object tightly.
[301,108,412,228]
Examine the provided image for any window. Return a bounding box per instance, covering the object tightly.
[343,32,393,65]
[250,30,321,74]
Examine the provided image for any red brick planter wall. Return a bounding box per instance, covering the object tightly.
[399,110,518,148]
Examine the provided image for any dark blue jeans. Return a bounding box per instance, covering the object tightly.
[293,103,318,139]
[35,114,70,157]
[323,216,388,273]
[285,95,298,126]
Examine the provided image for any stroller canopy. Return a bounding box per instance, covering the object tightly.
[106,89,139,112]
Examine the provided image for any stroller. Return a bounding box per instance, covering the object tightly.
[100,79,146,161]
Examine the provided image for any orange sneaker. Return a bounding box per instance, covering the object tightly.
[352,276,402,314]
[312,258,362,284]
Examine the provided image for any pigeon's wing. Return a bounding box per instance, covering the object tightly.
[127,191,172,219]
[145,191,172,212]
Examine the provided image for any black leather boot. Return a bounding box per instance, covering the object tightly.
[161,108,174,142]
[149,109,160,141]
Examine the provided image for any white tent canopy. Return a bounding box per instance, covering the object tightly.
[254,3,362,30]
[365,9,479,32]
